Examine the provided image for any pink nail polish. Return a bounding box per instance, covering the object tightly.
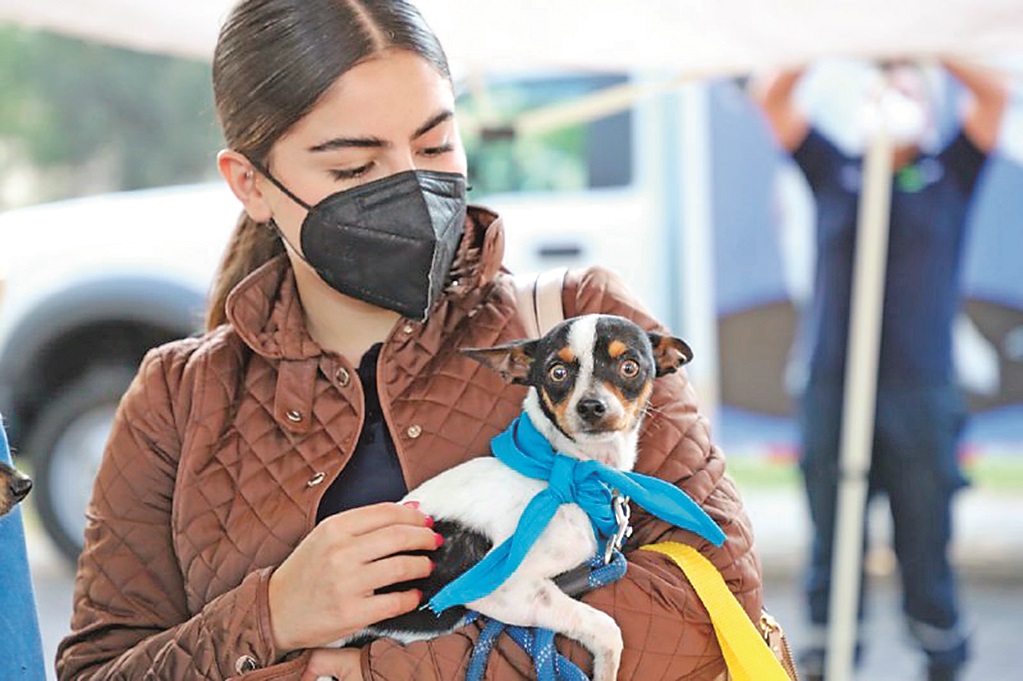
[434,532,445,548]
[424,515,434,529]
[403,500,420,509]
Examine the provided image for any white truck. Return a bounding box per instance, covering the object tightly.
[0,184,239,559]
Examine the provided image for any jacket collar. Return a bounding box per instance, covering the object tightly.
[225,206,506,361]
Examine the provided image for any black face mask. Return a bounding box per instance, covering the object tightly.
[256,165,467,321]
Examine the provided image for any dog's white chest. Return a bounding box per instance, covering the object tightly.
[405,456,598,562]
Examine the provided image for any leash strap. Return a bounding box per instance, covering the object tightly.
[639,542,791,681]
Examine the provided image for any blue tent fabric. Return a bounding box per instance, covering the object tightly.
[0,417,47,679]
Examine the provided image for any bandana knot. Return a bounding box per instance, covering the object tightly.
[548,455,580,504]
[426,414,725,615]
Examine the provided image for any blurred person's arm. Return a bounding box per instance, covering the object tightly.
[749,68,810,152]
[942,58,1009,153]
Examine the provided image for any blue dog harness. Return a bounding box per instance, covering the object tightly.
[465,549,629,681]
[427,414,726,614]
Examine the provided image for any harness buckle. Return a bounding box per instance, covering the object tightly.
[605,492,633,564]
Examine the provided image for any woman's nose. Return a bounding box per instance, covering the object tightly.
[386,149,418,175]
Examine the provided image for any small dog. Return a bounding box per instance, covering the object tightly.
[331,314,697,681]
[0,459,32,518]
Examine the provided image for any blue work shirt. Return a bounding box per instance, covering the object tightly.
[793,129,988,388]
[0,419,47,679]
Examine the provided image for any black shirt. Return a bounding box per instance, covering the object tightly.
[316,343,408,522]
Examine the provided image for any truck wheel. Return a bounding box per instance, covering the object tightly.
[27,366,136,564]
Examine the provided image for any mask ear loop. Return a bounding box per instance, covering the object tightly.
[239,152,315,263]
[241,153,314,210]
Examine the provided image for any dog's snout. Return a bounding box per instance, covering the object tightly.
[10,473,32,501]
[576,398,608,422]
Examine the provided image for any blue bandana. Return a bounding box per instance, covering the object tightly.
[426,414,726,614]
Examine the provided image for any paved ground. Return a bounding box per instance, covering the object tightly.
[23,483,1023,680]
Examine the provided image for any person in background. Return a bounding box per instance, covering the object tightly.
[0,418,47,680]
[751,59,1008,681]
[56,1,763,679]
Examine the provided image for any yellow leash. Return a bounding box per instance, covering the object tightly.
[640,542,792,681]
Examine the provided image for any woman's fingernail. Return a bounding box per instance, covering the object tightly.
[402,500,420,509]
[424,515,434,529]
[413,588,424,603]
[434,532,445,548]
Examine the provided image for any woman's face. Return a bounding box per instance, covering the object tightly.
[260,49,467,253]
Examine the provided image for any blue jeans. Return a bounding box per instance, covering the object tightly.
[797,382,970,673]
[0,418,46,679]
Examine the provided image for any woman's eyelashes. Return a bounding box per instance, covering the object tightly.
[419,142,454,158]
[329,163,373,181]
[327,144,454,181]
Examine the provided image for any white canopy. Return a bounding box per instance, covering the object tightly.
[0,0,228,61]
[2,0,1022,73]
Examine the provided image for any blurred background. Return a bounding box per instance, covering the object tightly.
[1,2,1022,680]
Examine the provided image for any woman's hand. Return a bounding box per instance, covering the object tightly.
[300,647,364,681]
[268,501,439,653]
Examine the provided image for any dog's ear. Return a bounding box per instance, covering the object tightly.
[461,340,538,384]
[648,333,693,376]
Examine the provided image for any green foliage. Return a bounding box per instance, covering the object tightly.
[726,456,802,489]
[963,455,1023,492]
[0,27,223,194]
[726,452,1023,493]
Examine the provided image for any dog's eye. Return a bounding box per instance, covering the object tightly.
[548,363,569,382]
[619,359,640,379]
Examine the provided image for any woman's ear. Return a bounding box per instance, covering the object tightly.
[217,149,274,223]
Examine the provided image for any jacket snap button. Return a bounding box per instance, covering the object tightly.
[307,472,326,488]
[407,424,423,439]
[335,367,350,387]
[285,409,303,423]
[235,655,258,673]
[402,323,415,334]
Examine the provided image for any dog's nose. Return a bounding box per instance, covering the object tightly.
[576,398,608,422]
[10,474,32,501]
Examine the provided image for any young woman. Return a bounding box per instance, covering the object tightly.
[57,1,762,679]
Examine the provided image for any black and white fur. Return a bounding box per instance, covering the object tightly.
[0,459,32,518]
[330,314,692,681]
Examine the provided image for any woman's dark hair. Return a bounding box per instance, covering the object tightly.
[206,0,451,329]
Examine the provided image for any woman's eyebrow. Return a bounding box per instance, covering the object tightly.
[413,110,453,139]
[306,110,452,153]
[308,135,387,153]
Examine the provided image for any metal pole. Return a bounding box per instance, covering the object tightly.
[676,83,721,426]
[824,108,894,681]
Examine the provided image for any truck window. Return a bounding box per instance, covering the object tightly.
[458,74,633,195]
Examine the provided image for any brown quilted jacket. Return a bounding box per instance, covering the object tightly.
[57,207,762,680]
